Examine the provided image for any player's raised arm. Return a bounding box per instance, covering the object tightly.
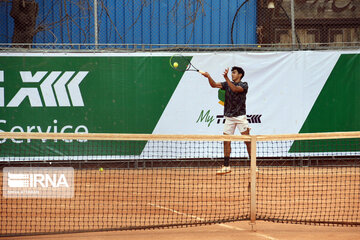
[201,72,222,88]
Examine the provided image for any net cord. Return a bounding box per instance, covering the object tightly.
[0,131,359,141]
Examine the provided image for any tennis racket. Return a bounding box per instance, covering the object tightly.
[169,54,205,74]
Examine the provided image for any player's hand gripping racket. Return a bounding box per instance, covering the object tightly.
[170,54,205,74]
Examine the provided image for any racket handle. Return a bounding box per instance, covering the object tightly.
[198,70,205,74]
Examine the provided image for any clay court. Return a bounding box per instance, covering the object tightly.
[2,221,360,240]
[1,166,359,239]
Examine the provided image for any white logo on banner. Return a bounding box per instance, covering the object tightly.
[0,71,88,107]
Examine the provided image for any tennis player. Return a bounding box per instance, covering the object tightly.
[202,67,251,175]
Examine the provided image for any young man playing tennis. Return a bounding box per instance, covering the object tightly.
[202,67,251,175]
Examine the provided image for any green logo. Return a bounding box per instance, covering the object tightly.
[218,89,225,106]
[196,110,215,127]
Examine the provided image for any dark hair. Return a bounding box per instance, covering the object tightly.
[231,66,245,79]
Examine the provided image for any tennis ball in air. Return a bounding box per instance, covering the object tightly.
[99,167,104,172]
[173,62,179,68]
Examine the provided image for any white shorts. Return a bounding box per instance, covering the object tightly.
[223,115,250,135]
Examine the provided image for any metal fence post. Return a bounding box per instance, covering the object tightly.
[290,0,296,48]
[94,0,98,49]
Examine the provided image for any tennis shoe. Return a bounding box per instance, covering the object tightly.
[216,166,231,175]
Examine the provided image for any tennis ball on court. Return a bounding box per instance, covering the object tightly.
[173,62,179,68]
[99,167,103,172]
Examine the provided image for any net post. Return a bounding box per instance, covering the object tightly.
[250,135,257,230]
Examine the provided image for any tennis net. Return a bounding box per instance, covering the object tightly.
[0,131,359,236]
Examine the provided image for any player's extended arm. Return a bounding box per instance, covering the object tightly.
[201,72,222,88]
[223,68,245,92]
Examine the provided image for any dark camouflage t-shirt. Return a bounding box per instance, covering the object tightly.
[221,81,248,117]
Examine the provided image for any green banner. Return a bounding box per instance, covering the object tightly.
[0,56,184,156]
[290,54,360,152]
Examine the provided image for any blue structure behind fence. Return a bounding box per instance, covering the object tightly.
[0,0,257,46]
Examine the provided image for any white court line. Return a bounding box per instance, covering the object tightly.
[148,203,204,221]
[148,203,278,240]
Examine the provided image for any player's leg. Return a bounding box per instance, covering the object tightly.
[223,136,231,167]
[217,117,235,175]
[241,127,251,157]
[236,115,251,158]
[236,116,252,189]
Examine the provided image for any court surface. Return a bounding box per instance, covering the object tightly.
[1,167,359,238]
[2,221,360,240]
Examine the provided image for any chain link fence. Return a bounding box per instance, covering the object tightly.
[0,0,359,51]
